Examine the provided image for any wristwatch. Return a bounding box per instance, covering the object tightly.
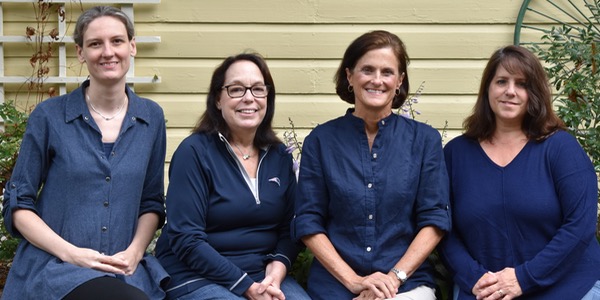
[391,268,408,285]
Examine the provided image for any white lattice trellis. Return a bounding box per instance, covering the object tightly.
[0,0,161,103]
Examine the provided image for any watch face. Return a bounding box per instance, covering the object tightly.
[398,271,407,280]
[392,268,407,282]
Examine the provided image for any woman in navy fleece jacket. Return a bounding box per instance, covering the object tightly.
[155,53,309,300]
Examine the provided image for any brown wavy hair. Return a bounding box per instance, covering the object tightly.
[334,30,410,109]
[463,45,565,141]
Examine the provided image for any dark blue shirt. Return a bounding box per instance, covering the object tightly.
[292,109,451,298]
[155,132,300,299]
[441,132,600,299]
[2,80,169,299]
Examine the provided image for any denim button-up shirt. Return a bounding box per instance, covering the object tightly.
[2,80,169,299]
[292,109,451,298]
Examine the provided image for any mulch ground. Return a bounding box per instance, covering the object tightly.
[0,259,11,295]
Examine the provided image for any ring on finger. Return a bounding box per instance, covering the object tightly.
[497,289,504,297]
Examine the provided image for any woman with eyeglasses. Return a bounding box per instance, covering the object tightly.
[155,53,310,300]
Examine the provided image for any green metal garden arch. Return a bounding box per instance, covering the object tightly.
[514,0,599,46]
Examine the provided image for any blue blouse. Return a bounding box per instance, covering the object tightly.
[441,132,600,299]
[292,109,451,299]
[2,80,169,299]
[155,132,300,299]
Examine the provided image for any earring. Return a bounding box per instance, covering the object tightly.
[347,85,354,93]
[395,88,401,96]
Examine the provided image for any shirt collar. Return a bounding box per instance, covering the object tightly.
[65,80,152,124]
[344,107,398,128]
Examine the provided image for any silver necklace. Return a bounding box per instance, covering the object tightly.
[86,94,125,121]
[233,143,253,160]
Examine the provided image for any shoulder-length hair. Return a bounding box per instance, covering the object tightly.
[73,6,135,47]
[464,45,565,141]
[193,53,280,147]
[334,30,410,109]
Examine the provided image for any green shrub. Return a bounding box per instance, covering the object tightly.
[0,101,29,261]
[530,21,600,237]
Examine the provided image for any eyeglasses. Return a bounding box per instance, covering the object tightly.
[222,84,269,98]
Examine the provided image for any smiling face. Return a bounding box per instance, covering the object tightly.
[488,65,529,126]
[346,47,404,117]
[217,60,267,135]
[76,16,136,85]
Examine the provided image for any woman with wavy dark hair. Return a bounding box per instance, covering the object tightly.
[293,30,451,300]
[440,45,600,299]
[155,53,310,300]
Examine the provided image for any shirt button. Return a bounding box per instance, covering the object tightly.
[105,176,111,182]
[101,226,107,232]
[131,117,136,122]
[103,201,109,207]
[84,116,89,121]
[366,247,372,252]
[372,153,377,159]
[367,183,373,189]
[381,120,386,125]
[111,151,115,156]
[368,214,373,220]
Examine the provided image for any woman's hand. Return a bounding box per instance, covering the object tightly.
[110,248,143,275]
[64,247,128,275]
[472,271,498,296]
[474,268,523,300]
[244,282,285,300]
[353,289,384,300]
[349,271,398,299]
[262,260,287,290]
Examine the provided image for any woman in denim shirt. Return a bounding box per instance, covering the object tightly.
[292,30,451,300]
[1,6,168,300]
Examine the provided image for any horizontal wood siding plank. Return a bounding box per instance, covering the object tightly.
[2,23,514,60]
[1,0,522,24]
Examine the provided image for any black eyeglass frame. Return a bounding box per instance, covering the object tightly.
[222,84,270,98]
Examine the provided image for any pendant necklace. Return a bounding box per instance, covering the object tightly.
[86,94,125,121]
[234,143,252,160]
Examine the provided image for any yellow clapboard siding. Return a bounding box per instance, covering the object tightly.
[2,23,514,60]
[1,0,546,180]
[0,0,522,24]
[140,0,522,24]
[157,94,476,129]
[0,57,488,94]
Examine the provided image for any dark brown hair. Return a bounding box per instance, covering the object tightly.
[463,45,565,141]
[334,30,410,109]
[193,53,280,147]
